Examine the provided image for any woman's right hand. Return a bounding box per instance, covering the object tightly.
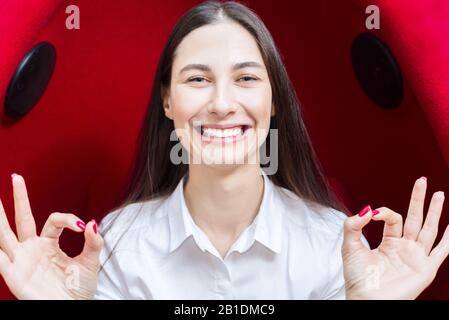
[0,174,104,299]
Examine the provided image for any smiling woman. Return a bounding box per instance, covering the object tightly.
[165,21,273,168]
[0,0,449,300]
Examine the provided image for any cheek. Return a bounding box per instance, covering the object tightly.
[170,88,209,128]
[242,89,272,127]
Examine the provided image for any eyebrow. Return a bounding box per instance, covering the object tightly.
[179,61,264,74]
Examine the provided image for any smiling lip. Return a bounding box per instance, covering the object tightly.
[193,123,251,134]
[200,123,251,129]
[193,123,252,142]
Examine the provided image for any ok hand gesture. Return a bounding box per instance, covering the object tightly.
[343,177,449,299]
[0,174,104,299]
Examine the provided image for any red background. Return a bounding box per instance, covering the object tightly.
[0,0,448,299]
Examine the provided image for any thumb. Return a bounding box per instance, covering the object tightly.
[77,219,104,270]
[342,205,373,253]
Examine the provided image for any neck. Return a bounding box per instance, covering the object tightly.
[183,164,264,238]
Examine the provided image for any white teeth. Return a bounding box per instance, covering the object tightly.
[202,127,244,138]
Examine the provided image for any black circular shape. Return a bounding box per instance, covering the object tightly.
[351,33,403,108]
[4,42,56,117]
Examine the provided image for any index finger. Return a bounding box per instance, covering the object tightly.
[12,174,37,241]
[371,207,403,238]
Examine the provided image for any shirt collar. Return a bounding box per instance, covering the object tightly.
[167,168,283,255]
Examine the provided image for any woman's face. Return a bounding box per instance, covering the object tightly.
[164,21,273,167]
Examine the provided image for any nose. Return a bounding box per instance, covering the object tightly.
[207,80,238,117]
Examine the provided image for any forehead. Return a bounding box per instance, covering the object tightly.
[173,21,265,68]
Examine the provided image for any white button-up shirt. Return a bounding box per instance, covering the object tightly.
[95,170,357,299]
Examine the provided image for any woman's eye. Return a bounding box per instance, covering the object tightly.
[187,77,207,83]
[187,76,258,83]
[238,76,258,82]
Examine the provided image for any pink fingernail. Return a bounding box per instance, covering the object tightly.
[76,220,86,230]
[91,219,98,234]
[358,205,371,217]
[421,176,427,181]
[11,173,17,179]
[372,209,380,216]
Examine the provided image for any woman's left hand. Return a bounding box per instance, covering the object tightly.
[342,177,449,299]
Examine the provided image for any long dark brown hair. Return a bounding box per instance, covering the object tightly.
[102,0,346,239]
